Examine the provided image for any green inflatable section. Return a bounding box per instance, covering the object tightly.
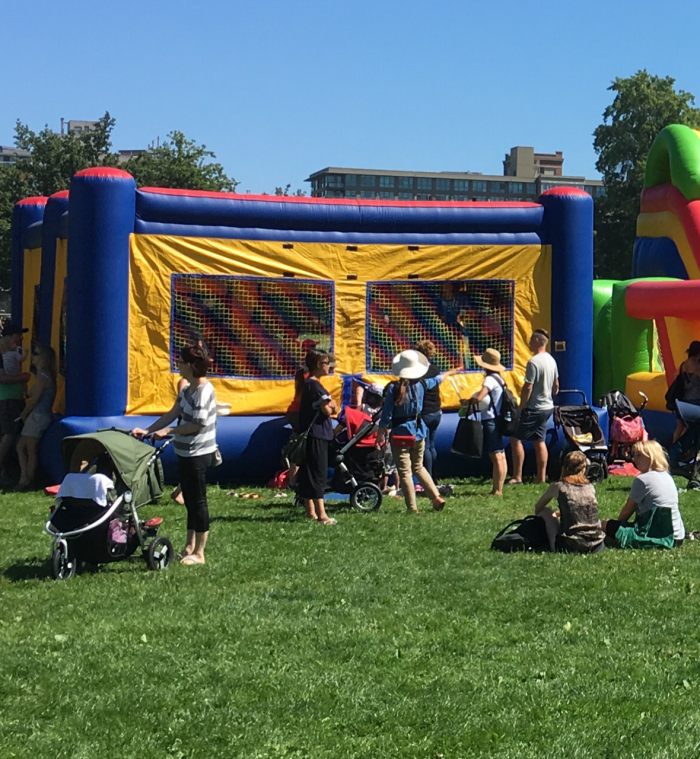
[645,124,700,201]
[592,278,672,401]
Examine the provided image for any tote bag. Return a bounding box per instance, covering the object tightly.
[451,401,483,458]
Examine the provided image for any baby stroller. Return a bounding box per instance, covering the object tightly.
[45,430,173,580]
[599,389,648,463]
[553,390,608,483]
[669,400,700,489]
[330,406,385,511]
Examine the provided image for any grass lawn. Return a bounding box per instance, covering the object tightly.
[2,476,700,758]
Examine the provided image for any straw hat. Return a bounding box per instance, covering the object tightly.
[391,349,430,379]
[474,348,505,373]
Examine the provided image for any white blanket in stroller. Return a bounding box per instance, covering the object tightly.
[57,473,115,507]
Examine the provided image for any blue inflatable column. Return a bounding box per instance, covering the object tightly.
[37,190,70,345]
[540,188,594,403]
[65,168,136,417]
[11,197,48,324]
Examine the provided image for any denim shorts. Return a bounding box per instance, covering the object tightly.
[482,418,504,454]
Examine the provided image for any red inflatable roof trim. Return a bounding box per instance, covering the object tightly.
[16,196,48,206]
[50,190,70,199]
[74,167,134,179]
[139,187,540,208]
[541,187,591,197]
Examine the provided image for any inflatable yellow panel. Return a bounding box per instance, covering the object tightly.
[127,235,551,415]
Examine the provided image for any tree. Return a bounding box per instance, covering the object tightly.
[274,184,306,196]
[593,70,700,279]
[123,131,237,192]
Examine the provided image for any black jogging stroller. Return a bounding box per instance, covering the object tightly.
[552,390,608,483]
[45,430,173,580]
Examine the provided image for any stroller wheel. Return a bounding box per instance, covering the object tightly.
[688,480,700,491]
[350,482,383,512]
[51,541,76,581]
[586,459,606,484]
[145,536,174,571]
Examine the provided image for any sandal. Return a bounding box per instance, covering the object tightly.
[319,518,338,525]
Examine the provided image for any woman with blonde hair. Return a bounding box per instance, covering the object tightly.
[533,450,605,553]
[602,440,685,548]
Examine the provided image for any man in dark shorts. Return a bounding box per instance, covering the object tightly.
[508,329,559,484]
[0,322,31,484]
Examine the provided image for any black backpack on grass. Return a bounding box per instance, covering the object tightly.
[491,515,549,553]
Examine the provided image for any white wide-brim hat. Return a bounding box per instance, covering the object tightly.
[391,349,430,379]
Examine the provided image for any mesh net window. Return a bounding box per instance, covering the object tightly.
[367,279,515,372]
[171,274,334,379]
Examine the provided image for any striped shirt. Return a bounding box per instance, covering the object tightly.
[174,381,218,458]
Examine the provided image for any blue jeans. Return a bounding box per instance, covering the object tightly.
[421,411,442,478]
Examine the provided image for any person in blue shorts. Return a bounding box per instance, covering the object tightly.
[508,329,559,484]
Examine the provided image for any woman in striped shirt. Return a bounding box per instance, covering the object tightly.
[133,344,218,566]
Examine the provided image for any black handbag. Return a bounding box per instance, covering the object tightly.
[282,411,320,466]
[451,401,483,458]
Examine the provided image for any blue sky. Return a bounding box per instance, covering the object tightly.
[3,1,700,194]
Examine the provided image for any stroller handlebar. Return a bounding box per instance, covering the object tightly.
[557,389,589,406]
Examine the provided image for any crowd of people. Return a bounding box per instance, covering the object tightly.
[0,312,693,559]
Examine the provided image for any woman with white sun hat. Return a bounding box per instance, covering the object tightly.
[376,350,460,514]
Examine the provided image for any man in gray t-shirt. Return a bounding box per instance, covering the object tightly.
[508,329,559,485]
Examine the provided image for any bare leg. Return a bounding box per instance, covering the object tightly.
[490,451,507,495]
[18,437,39,488]
[538,506,560,552]
[509,438,524,483]
[315,498,336,524]
[305,499,318,520]
[533,441,548,483]
[190,530,208,562]
[181,529,196,558]
[16,437,28,485]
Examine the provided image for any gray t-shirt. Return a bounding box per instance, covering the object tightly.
[629,470,685,541]
[524,352,559,411]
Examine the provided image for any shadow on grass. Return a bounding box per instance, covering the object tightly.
[3,555,50,582]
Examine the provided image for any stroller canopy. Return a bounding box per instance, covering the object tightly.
[60,430,164,507]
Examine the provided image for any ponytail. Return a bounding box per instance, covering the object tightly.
[393,378,410,406]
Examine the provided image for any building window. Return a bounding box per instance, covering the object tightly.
[490,182,504,193]
[398,176,413,189]
[454,180,468,191]
[360,191,374,198]
[345,174,357,187]
[435,178,450,191]
[597,186,606,197]
[378,192,394,199]
[415,194,429,200]
[417,177,432,190]
[435,194,447,200]
[526,183,536,195]
[398,192,413,200]
[379,176,395,188]
[345,190,356,198]
[473,195,488,201]
[508,182,523,194]
[360,175,376,187]
[326,175,342,186]
[472,180,487,192]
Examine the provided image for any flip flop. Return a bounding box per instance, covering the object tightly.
[319,518,338,525]
[181,555,204,565]
[506,480,524,486]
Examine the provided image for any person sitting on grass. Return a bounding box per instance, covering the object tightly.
[602,440,685,549]
[533,451,605,553]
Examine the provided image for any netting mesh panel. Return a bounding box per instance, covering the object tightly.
[171,275,334,379]
[367,280,515,372]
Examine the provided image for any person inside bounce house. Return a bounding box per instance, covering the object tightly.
[602,440,685,549]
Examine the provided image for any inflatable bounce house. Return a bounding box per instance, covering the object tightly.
[592,124,700,443]
[11,169,594,483]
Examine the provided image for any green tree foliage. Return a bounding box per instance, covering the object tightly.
[593,70,700,279]
[123,131,237,192]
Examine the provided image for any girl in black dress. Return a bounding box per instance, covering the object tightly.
[297,349,338,525]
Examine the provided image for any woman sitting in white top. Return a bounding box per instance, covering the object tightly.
[602,440,685,549]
